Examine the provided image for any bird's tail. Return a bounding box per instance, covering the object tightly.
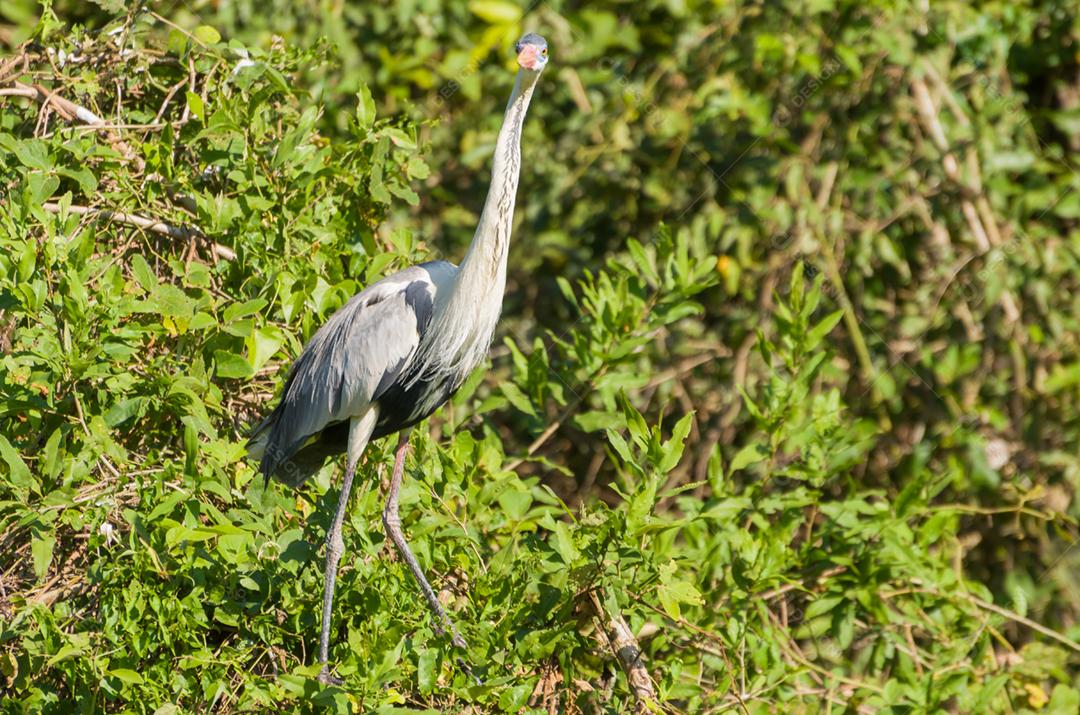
[246,410,341,489]
[244,412,281,487]
[246,410,275,456]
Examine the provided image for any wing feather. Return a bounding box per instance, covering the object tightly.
[249,261,455,482]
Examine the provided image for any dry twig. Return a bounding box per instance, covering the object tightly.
[42,201,200,240]
[588,590,659,713]
[40,201,235,260]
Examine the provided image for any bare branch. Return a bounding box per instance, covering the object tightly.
[42,201,199,240]
[588,591,659,713]
[40,202,238,262]
[0,87,36,98]
[5,80,145,170]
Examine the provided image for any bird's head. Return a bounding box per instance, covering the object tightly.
[515,33,549,72]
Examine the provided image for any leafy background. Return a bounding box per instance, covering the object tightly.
[2,0,1080,712]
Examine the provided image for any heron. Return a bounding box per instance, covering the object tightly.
[246,33,549,684]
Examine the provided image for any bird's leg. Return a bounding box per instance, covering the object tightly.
[382,432,468,649]
[317,458,358,686]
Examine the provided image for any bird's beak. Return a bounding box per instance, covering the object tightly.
[516,44,543,71]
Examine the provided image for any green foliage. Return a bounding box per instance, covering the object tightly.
[2,1,1080,713]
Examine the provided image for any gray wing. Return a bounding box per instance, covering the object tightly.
[248,260,456,483]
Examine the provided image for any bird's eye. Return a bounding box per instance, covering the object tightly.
[541,47,548,56]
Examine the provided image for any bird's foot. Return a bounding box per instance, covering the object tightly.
[456,656,483,687]
[317,666,343,687]
[437,625,480,685]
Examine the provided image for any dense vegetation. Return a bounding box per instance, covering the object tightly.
[2,0,1079,712]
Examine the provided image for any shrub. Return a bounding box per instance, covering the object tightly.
[2,3,1079,713]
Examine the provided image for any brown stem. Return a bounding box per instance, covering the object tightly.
[588,590,658,712]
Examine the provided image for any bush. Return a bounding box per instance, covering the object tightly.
[1,2,1079,713]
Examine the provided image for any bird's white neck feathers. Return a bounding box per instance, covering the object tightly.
[410,68,541,385]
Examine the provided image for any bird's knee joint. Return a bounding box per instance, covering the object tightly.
[382,508,400,530]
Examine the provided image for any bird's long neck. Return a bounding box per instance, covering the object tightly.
[408,69,540,386]
[457,69,540,286]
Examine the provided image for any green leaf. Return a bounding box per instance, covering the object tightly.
[192,25,221,45]
[417,649,438,694]
[573,410,622,432]
[108,668,145,685]
[105,396,150,428]
[223,298,268,323]
[789,261,805,311]
[154,284,195,319]
[214,350,254,379]
[468,0,523,24]
[355,80,377,130]
[499,382,536,417]
[406,156,430,180]
[729,442,769,472]
[551,521,579,564]
[618,393,650,445]
[10,138,50,170]
[247,326,285,373]
[383,128,416,151]
[183,420,199,476]
[32,531,56,581]
[130,253,158,292]
[0,435,33,496]
[804,595,844,621]
[1045,362,1080,394]
[369,136,392,204]
[658,412,694,473]
[46,643,85,667]
[606,429,634,464]
[806,309,844,350]
[185,91,205,121]
[42,428,63,480]
[58,166,98,194]
[1047,685,1080,715]
[657,560,704,620]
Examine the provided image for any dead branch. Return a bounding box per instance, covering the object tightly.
[0,86,36,98]
[42,201,200,240]
[40,202,236,260]
[9,80,105,126]
[0,52,29,84]
[588,590,659,713]
[5,79,145,171]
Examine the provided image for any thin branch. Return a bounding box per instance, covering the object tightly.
[879,584,1080,654]
[505,396,586,473]
[10,80,105,125]
[963,593,1080,654]
[0,86,36,98]
[5,78,148,173]
[755,565,848,602]
[42,201,200,240]
[41,202,236,260]
[0,52,29,85]
[588,590,659,713]
[630,592,749,715]
[149,12,208,48]
[812,161,876,385]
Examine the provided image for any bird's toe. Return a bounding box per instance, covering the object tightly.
[317,666,344,687]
